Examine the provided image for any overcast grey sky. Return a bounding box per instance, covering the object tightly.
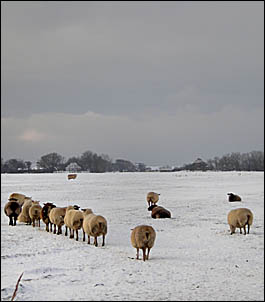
[1,1,264,166]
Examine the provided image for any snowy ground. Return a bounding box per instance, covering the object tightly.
[1,171,264,301]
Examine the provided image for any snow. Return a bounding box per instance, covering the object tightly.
[1,171,264,301]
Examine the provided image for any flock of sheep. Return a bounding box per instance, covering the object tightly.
[4,189,254,261]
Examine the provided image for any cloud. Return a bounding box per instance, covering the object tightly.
[1,104,264,165]
[18,129,48,142]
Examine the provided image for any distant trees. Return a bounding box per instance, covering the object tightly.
[112,159,137,172]
[1,150,264,173]
[37,152,65,172]
[205,151,264,171]
[65,151,113,173]
[25,161,32,171]
[1,158,26,173]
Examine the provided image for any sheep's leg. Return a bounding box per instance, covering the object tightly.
[87,235,90,244]
[32,219,35,227]
[9,217,13,226]
[75,230,78,241]
[65,226,68,236]
[94,236,98,247]
[14,216,17,226]
[230,225,235,235]
[57,226,61,235]
[45,223,49,232]
[50,223,53,232]
[146,248,151,260]
[53,225,57,234]
[70,229,74,239]
[243,225,246,235]
[142,248,146,261]
[102,235,105,246]
[240,228,242,234]
[136,248,139,259]
[83,230,86,241]
[247,224,250,234]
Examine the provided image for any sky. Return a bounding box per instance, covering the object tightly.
[1,1,264,166]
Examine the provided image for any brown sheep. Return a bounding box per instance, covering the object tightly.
[49,207,67,235]
[148,204,171,219]
[146,192,160,207]
[227,193,242,202]
[40,202,57,232]
[82,209,107,247]
[29,201,42,227]
[227,208,254,235]
[131,225,156,261]
[4,199,22,226]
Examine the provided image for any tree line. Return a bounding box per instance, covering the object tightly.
[1,150,264,173]
[1,150,141,173]
[177,150,264,172]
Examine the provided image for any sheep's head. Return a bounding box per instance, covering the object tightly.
[8,197,18,201]
[73,205,80,210]
[82,208,93,215]
[148,205,157,211]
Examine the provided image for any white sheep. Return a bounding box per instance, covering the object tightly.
[64,206,84,241]
[82,209,108,247]
[4,199,22,226]
[29,201,42,227]
[18,199,33,224]
[227,208,254,235]
[131,225,156,261]
[49,207,67,235]
[146,192,160,207]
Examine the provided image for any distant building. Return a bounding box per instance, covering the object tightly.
[184,158,208,171]
[65,162,82,172]
[159,165,174,172]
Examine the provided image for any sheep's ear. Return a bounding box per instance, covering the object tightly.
[81,208,85,212]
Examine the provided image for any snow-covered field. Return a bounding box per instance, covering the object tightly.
[1,171,264,301]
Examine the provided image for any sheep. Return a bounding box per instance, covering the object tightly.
[40,202,57,232]
[148,204,171,219]
[131,225,156,261]
[227,193,242,202]
[4,199,22,226]
[18,199,33,224]
[64,206,84,241]
[49,207,67,235]
[227,208,254,235]
[29,201,42,227]
[8,193,32,207]
[68,174,77,180]
[82,209,107,247]
[146,192,160,207]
